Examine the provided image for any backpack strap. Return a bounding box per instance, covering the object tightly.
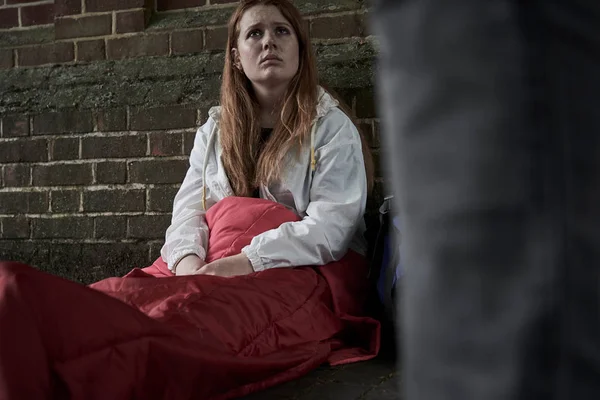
[379,196,399,320]
[368,196,393,280]
[382,221,400,320]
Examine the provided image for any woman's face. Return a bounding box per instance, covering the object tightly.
[233,5,300,90]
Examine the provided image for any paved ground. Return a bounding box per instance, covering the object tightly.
[244,334,400,399]
[244,357,399,400]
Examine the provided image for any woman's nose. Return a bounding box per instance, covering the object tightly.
[262,31,277,50]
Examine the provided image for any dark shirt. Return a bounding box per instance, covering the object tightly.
[252,128,273,198]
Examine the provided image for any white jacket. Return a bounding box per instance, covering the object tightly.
[160,88,368,272]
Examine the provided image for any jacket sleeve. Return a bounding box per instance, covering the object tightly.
[160,121,213,270]
[241,113,368,271]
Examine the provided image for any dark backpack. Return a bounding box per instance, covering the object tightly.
[367,195,402,323]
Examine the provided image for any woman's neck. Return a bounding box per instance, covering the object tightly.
[253,83,288,128]
[260,109,277,129]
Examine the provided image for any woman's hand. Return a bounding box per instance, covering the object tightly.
[174,255,206,276]
[198,254,254,278]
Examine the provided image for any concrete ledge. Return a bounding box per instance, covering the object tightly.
[0,26,55,48]
[0,39,375,115]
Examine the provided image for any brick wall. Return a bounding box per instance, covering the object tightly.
[0,0,55,31]
[0,0,381,283]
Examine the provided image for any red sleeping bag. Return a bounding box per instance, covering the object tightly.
[0,197,380,399]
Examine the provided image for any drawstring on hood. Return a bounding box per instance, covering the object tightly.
[310,122,318,172]
[201,122,218,211]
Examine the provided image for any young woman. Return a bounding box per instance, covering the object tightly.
[0,2,379,398]
[162,0,374,278]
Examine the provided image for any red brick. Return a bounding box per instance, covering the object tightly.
[94,216,127,239]
[128,159,189,184]
[107,34,169,60]
[0,191,48,213]
[130,106,196,130]
[311,14,365,39]
[156,0,204,11]
[50,137,79,160]
[51,190,80,212]
[1,216,30,239]
[83,189,145,212]
[171,29,203,55]
[82,135,147,159]
[2,115,29,137]
[56,14,112,39]
[94,108,126,131]
[33,164,93,186]
[76,39,105,62]
[0,139,48,163]
[0,8,18,29]
[32,217,93,239]
[116,9,150,34]
[359,13,370,36]
[183,131,196,154]
[149,132,183,157]
[85,0,147,12]
[0,49,13,70]
[33,110,93,134]
[127,214,171,239]
[302,18,310,37]
[148,185,179,212]
[21,3,55,26]
[2,164,31,187]
[205,27,227,51]
[95,161,127,184]
[17,42,74,67]
[55,0,82,16]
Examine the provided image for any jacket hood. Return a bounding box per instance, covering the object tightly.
[207,86,339,123]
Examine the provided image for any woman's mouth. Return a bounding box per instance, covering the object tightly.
[261,55,282,64]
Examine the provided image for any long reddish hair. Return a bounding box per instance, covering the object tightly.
[220,0,374,197]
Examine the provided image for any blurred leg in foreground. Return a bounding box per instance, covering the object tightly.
[373,1,600,399]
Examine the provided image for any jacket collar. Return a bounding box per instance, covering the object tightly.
[207,86,338,123]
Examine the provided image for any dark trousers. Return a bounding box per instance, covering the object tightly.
[373,1,600,398]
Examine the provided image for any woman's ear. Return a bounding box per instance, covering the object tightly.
[231,48,243,71]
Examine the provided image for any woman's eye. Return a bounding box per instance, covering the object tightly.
[248,30,262,38]
[276,27,290,34]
